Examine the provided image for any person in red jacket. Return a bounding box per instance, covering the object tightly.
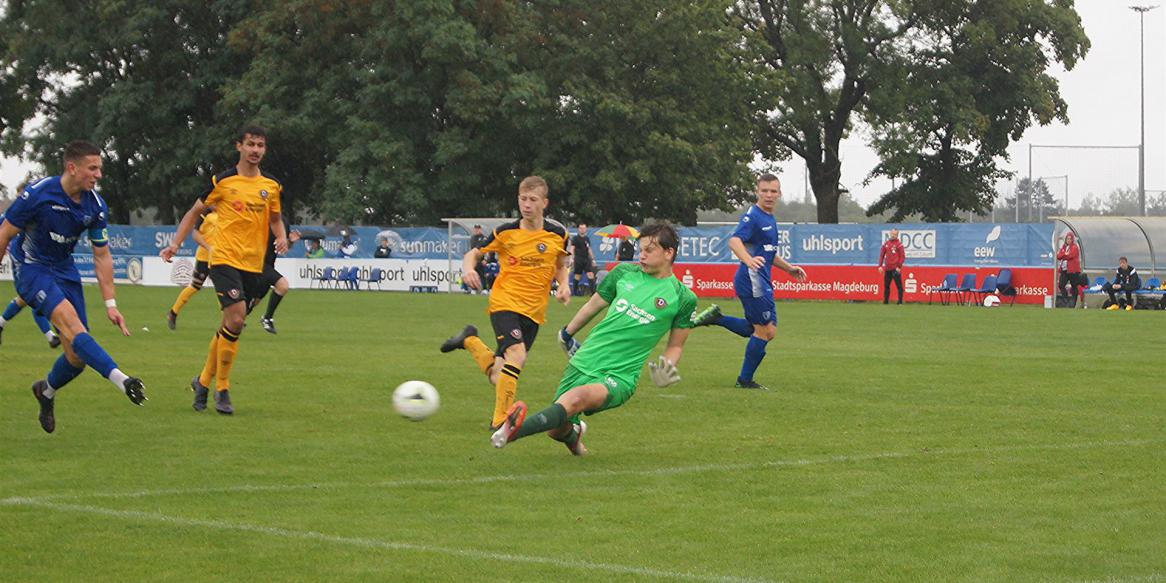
[1056,231,1084,307]
[878,229,906,304]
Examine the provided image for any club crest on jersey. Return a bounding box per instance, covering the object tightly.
[507,256,519,266]
[537,242,547,253]
[260,189,269,199]
[655,297,668,309]
[233,200,245,212]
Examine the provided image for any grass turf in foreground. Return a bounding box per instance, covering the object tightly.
[0,282,1162,581]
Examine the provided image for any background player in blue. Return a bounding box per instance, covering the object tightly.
[0,140,147,433]
[692,174,806,390]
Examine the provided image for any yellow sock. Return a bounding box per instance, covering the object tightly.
[215,325,241,390]
[465,335,495,375]
[492,362,521,427]
[171,286,200,315]
[198,334,219,387]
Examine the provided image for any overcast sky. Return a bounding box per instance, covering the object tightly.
[2,2,1162,211]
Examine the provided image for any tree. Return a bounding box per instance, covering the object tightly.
[2,1,755,226]
[0,0,256,223]
[866,0,1088,222]
[736,0,1088,223]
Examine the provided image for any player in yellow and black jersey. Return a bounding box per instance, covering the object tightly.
[161,125,289,415]
[166,209,218,330]
[441,176,572,429]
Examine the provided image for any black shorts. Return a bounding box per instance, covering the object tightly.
[261,264,283,289]
[191,260,211,287]
[209,264,268,309]
[572,258,594,275]
[490,310,539,356]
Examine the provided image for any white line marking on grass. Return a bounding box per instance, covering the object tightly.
[5,438,1155,505]
[1079,574,1165,583]
[0,498,771,583]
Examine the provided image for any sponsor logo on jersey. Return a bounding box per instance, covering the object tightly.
[51,205,70,212]
[612,297,658,324]
[260,189,269,199]
[655,297,667,309]
[537,243,547,253]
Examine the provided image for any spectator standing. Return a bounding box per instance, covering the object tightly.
[878,229,906,304]
[1056,232,1084,307]
[1104,256,1140,310]
[617,236,635,261]
[374,237,392,258]
[338,230,357,258]
[469,224,489,290]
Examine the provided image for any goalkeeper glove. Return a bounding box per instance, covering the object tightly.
[558,327,581,357]
[648,356,681,387]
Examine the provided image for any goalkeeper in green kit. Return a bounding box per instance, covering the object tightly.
[491,223,704,455]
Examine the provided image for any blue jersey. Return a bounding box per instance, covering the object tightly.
[731,204,780,298]
[3,176,110,282]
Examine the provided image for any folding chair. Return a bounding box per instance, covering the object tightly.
[954,273,977,306]
[929,273,958,305]
[364,267,385,290]
[971,274,998,306]
[994,268,1018,306]
[312,266,335,289]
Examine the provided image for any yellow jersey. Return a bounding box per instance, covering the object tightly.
[193,210,219,263]
[199,168,282,273]
[481,219,569,324]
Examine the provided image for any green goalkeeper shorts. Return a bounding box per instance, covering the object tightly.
[554,364,636,424]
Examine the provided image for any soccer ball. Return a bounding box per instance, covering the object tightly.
[392,380,440,421]
[983,294,1001,308]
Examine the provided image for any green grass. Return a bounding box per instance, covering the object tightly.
[1,282,1163,582]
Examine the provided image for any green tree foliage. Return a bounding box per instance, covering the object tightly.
[737,0,1088,224]
[2,0,754,225]
[0,0,256,223]
[865,0,1089,222]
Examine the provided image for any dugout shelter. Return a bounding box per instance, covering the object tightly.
[1052,216,1166,290]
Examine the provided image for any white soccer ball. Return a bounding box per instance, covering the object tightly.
[392,380,440,421]
[983,295,1001,308]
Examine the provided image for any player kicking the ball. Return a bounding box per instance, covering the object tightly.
[490,223,695,455]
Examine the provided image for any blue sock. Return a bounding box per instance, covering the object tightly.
[46,354,85,390]
[715,315,753,338]
[2,299,21,322]
[33,312,53,334]
[71,332,119,379]
[739,336,769,382]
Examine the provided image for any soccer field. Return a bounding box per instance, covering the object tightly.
[1,282,1162,582]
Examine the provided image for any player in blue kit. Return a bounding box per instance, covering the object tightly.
[0,141,147,433]
[692,174,806,390]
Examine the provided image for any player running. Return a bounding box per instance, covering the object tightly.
[0,140,147,433]
[161,125,289,414]
[491,223,695,455]
[691,173,806,390]
[167,208,218,330]
[440,176,571,430]
[0,295,61,349]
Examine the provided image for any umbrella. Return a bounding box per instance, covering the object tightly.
[595,224,641,239]
[295,229,327,241]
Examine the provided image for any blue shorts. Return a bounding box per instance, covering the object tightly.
[13,262,88,329]
[738,294,776,326]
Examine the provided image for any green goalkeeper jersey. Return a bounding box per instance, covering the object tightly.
[569,263,698,384]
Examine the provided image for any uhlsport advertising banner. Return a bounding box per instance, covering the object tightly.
[60,223,1055,265]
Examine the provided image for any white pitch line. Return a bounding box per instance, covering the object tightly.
[2,437,1155,505]
[1,498,771,583]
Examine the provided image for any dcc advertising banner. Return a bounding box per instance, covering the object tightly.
[672,263,1055,305]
